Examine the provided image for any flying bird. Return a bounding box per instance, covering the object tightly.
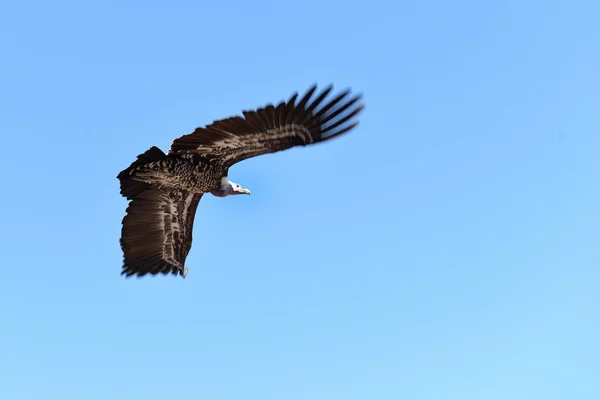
[117,84,365,278]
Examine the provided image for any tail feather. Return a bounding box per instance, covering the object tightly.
[117,146,167,199]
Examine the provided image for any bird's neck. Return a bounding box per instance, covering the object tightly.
[210,179,232,197]
[210,188,229,197]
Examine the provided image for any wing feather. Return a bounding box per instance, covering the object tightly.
[168,84,365,168]
[119,187,203,278]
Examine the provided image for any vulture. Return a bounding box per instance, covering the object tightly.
[117,83,365,278]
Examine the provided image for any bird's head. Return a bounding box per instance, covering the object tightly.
[228,182,251,196]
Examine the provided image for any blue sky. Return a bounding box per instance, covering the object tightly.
[1,0,599,398]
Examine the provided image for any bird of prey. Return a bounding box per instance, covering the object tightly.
[117,83,365,278]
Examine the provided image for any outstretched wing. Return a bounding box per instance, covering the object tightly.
[168,84,365,168]
[119,187,203,278]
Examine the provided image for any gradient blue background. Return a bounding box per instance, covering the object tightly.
[1,1,599,399]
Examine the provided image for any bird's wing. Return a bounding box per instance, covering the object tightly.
[168,84,365,169]
[119,187,203,278]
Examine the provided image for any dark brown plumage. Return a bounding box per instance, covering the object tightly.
[168,84,364,168]
[117,83,365,278]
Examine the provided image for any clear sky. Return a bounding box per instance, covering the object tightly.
[1,0,599,399]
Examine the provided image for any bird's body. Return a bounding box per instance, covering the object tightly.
[120,153,223,194]
[117,83,364,278]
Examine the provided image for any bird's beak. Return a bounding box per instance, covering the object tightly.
[241,188,251,195]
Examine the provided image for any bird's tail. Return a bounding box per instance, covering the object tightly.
[117,146,167,199]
